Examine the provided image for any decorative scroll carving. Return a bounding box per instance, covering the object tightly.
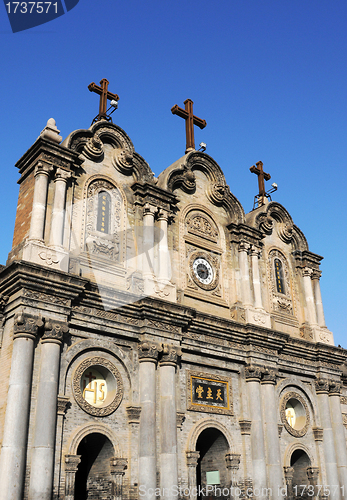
[138,341,162,362]
[83,135,104,161]
[186,212,218,242]
[14,313,44,339]
[167,165,196,193]
[38,250,60,266]
[277,221,294,243]
[112,149,134,175]
[146,319,180,334]
[72,357,123,417]
[42,320,69,344]
[329,381,341,396]
[261,368,277,384]
[257,213,274,235]
[315,378,330,394]
[280,391,310,438]
[160,344,182,366]
[23,289,70,306]
[268,249,294,315]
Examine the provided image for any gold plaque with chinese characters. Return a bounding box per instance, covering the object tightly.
[187,370,233,415]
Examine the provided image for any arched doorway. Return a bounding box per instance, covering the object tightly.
[196,428,230,499]
[74,432,114,500]
[290,449,311,499]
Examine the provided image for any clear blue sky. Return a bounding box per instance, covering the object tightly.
[1,0,346,346]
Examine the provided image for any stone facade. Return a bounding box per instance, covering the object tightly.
[0,115,346,500]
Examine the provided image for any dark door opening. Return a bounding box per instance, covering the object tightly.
[290,449,311,500]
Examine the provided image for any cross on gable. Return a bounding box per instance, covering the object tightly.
[250,161,271,206]
[88,78,119,124]
[171,99,206,153]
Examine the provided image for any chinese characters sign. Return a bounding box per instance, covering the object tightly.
[187,372,232,415]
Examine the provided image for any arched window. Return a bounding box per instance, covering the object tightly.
[274,258,285,294]
[97,191,111,234]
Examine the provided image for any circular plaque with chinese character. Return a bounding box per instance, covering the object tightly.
[73,357,123,417]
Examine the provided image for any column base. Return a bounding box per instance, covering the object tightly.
[23,240,69,272]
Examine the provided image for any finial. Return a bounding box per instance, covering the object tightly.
[39,118,62,144]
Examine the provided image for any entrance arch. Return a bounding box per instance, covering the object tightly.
[196,427,230,498]
[291,449,311,499]
[75,432,114,500]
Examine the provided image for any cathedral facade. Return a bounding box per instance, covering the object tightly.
[0,88,346,500]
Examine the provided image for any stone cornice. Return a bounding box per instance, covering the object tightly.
[227,222,263,246]
[15,137,82,183]
[131,182,178,212]
[292,249,323,271]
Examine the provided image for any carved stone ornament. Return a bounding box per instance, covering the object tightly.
[42,320,69,344]
[57,395,70,417]
[315,378,330,394]
[83,135,104,161]
[160,344,182,366]
[185,212,218,243]
[110,457,128,475]
[245,365,263,382]
[55,167,72,182]
[112,149,134,175]
[267,249,294,316]
[278,423,284,438]
[126,405,141,424]
[340,396,347,405]
[176,411,185,429]
[38,250,60,266]
[34,161,54,177]
[239,419,252,435]
[206,182,227,205]
[72,357,124,417]
[138,341,162,363]
[277,221,294,243]
[188,250,220,291]
[65,454,81,472]
[280,391,310,438]
[257,213,274,235]
[329,381,341,396]
[13,313,44,339]
[0,294,9,313]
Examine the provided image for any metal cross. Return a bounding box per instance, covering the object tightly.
[250,161,271,206]
[171,99,206,153]
[88,78,119,122]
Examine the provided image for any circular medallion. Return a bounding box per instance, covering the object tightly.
[73,357,123,417]
[280,391,310,437]
[193,257,214,285]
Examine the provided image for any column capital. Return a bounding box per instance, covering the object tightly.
[176,411,186,429]
[186,450,200,467]
[160,344,182,366]
[307,467,320,482]
[54,167,72,182]
[143,203,157,217]
[110,457,128,475]
[34,161,54,177]
[57,395,70,417]
[42,320,69,344]
[157,208,169,221]
[261,368,278,385]
[302,267,313,278]
[0,293,9,313]
[126,405,141,424]
[312,426,323,441]
[249,245,261,258]
[64,454,81,472]
[138,341,162,363]
[225,453,241,470]
[329,380,341,396]
[315,378,330,394]
[239,419,252,435]
[311,269,322,280]
[14,312,44,340]
[283,466,295,481]
[238,241,250,253]
[245,364,263,382]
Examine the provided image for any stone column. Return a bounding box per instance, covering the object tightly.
[312,270,326,327]
[49,168,71,248]
[64,454,81,500]
[110,458,128,500]
[283,467,294,500]
[138,342,161,500]
[29,162,53,241]
[225,453,241,488]
[250,246,263,309]
[245,365,267,500]
[260,369,283,499]
[126,406,142,499]
[329,382,347,492]
[0,313,43,500]
[28,321,68,500]
[239,242,252,306]
[53,395,70,498]
[302,268,318,326]
[143,204,157,277]
[159,344,181,499]
[307,467,320,497]
[315,379,341,500]
[186,451,200,500]
[157,209,170,283]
